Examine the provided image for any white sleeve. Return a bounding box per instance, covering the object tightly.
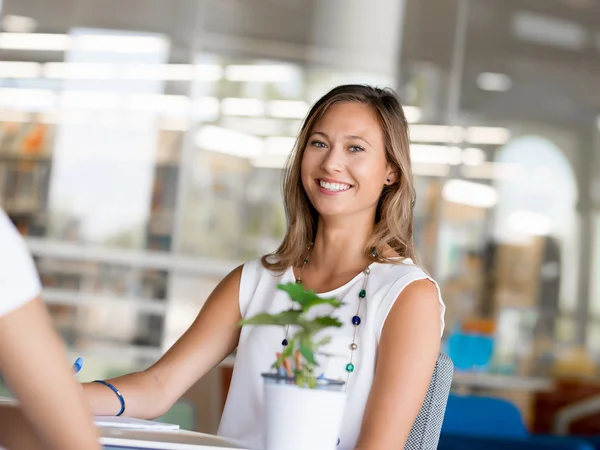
[0,208,42,317]
[375,271,446,341]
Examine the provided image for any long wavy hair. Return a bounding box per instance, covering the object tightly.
[261,84,417,272]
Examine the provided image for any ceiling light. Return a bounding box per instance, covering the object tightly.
[461,147,486,165]
[403,106,422,123]
[0,87,56,110]
[267,100,308,119]
[264,136,296,155]
[477,72,513,92]
[72,34,167,54]
[2,15,38,33]
[225,64,298,82]
[60,91,122,109]
[461,162,521,180]
[194,125,263,158]
[508,210,551,236]
[466,126,510,145]
[221,98,265,116]
[410,144,462,165]
[43,62,117,79]
[0,32,71,51]
[409,124,465,143]
[127,94,190,114]
[412,163,451,177]
[251,154,288,169]
[0,61,41,78]
[124,63,193,80]
[511,11,586,51]
[442,179,498,208]
[219,117,286,136]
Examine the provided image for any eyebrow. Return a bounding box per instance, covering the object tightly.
[310,131,373,148]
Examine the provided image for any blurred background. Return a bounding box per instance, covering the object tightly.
[0,0,600,441]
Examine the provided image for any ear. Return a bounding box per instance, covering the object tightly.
[384,166,399,185]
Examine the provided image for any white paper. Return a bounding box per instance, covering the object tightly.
[94,416,179,430]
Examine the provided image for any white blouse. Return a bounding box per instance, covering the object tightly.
[218,258,445,450]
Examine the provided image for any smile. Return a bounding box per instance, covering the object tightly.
[318,180,353,192]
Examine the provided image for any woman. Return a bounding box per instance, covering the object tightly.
[83,84,445,450]
[0,207,100,450]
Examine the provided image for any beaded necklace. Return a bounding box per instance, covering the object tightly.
[281,247,373,385]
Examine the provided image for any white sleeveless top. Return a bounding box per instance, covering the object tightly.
[218,258,445,450]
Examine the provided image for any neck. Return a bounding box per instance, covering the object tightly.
[308,211,375,272]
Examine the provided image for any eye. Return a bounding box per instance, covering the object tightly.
[349,145,365,153]
[310,140,327,148]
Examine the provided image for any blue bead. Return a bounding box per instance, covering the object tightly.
[352,315,361,326]
[282,339,288,346]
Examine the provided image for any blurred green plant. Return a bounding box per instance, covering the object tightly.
[240,282,343,388]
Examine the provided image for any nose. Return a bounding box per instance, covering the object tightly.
[320,144,344,173]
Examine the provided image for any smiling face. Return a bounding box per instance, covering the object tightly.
[300,101,397,221]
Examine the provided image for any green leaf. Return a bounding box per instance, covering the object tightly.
[299,343,317,366]
[277,283,343,310]
[314,316,343,328]
[239,309,301,327]
[314,336,332,348]
[301,315,343,333]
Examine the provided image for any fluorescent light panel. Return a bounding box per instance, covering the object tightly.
[442,179,498,208]
[0,61,41,78]
[477,72,512,92]
[225,64,298,82]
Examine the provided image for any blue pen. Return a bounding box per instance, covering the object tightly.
[72,357,83,375]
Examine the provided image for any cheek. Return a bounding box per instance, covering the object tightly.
[300,155,313,191]
[354,161,384,188]
[300,151,317,180]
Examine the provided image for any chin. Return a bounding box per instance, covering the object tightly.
[311,202,354,218]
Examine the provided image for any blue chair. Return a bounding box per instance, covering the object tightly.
[439,434,594,450]
[441,394,596,450]
[442,394,528,438]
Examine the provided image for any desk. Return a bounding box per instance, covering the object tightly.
[452,372,555,394]
[100,427,250,450]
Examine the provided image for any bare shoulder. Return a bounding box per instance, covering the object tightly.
[385,278,441,332]
[223,264,244,283]
[210,264,244,298]
[398,278,439,302]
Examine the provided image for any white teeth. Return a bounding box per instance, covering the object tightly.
[319,180,351,192]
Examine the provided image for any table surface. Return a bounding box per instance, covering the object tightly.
[452,371,555,392]
[100,427,250,450]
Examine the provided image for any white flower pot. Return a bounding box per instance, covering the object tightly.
[262,374,347,450]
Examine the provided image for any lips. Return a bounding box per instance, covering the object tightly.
[317,179,353,192]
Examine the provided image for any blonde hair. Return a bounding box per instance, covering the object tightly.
[262,84,417,272]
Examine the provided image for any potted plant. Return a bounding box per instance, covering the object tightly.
[240,282,347,450]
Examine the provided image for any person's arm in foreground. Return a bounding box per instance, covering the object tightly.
[0,296,100,450]
[355,279,442,450]
[83,265,244,419]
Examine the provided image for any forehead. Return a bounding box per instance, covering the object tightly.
[313,101,383,144]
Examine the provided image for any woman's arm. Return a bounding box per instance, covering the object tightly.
[355,279,442,450]
[0,296,100,450]
[83,265,244,419]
